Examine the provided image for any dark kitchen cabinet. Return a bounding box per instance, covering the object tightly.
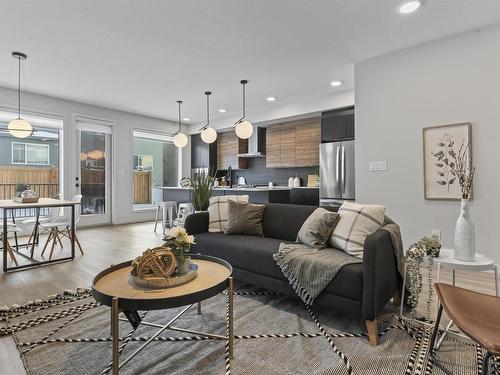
[289,188,319,206]
[191,133,216,169]
[321,106,354,142]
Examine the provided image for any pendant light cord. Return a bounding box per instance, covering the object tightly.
[235,80,248,124]
[17,56,21,119]
[199,92,211,131]
[174,100,182,135]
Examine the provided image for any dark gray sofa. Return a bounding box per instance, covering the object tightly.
[185,203,401,346]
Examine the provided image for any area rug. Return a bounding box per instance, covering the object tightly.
[1,286,498,375]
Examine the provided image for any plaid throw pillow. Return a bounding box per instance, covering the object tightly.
[329,202,386,258]
[208,195,249,233]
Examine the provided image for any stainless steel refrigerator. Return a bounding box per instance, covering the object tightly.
[319,141,355,208]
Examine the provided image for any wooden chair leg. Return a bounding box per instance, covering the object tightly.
[55,228,64,248]
[366,319,379,346]
[26,228,34,249]
[49,228,58,260]
[41,229,54,256]
[74,232,84,255]
[6,241,18,266]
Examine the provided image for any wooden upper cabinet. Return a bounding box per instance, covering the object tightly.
[309,122,321,166]
[265,117,320,168]
[217,132,247,170]
[265,126,281,168]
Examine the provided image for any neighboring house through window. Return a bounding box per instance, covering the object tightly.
[11,142,50,165]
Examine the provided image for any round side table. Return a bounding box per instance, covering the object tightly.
[434,248,498,348]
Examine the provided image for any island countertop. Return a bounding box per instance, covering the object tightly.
[153,186,318,191]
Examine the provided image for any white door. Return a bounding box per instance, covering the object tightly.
[76,123,112,225]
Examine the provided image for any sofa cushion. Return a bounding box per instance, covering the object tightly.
[225,201,265,236]
[192,232,363,301]
[262,204,320,241]
[330,202,386,258]
[192,233,284,273]
[296,207,340,249]
[208,195,249,233]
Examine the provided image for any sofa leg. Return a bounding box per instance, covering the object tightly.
[366,319,379,346]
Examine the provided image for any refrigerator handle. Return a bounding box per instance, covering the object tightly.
[335,146,340,195]
[341,145,346,195]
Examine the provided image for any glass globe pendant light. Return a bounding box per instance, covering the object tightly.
[200,91,217,144]
[234,80,253,139]
[8,52,33,138]
[173,100,188,148]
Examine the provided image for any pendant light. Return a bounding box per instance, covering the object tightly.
[234,79,253,139]
[173,100,188,148]
[8,52,33,138]
[200,91,217,144]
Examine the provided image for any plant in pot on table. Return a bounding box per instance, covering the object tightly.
[164,227,196,274]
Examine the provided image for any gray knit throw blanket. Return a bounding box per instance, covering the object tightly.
[273,216,404,305]
[273,243,362,305]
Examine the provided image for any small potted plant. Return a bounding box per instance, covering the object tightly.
[190,169,215,211]
[405,235,441,321]
[15,183,30,198]
[163,227,196,274]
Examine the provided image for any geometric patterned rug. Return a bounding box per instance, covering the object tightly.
[1,286,498,375]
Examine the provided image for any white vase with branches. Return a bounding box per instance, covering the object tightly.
[433,139,476,261]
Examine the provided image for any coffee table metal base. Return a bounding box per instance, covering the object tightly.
[109,277,234,374]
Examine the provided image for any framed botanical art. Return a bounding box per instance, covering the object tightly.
[423,122,472,200]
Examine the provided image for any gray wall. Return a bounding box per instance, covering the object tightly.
[355,24,500,263]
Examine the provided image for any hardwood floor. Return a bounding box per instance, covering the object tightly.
[0,222,498,374]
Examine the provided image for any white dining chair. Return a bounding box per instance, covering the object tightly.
[21,194,62,249]
[39,195,84,260]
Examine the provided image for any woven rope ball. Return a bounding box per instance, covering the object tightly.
[132,246,177,279]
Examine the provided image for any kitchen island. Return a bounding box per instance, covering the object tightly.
[153,186,293,204]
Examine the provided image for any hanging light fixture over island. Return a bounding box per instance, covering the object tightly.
[8,52,33,138]
[234,79,253,139]
[199,91,217,144]
[173,100,188,148]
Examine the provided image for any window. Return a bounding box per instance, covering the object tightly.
[11,142,50,165]
[132,131,180,209]
[134,154,154,172]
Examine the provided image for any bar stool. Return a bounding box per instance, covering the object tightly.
[173,203,195,227]
[154,201,177,233]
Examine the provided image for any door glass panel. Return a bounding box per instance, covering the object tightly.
[132,132,179,209]
[80,131,106,215]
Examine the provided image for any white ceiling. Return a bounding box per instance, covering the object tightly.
[1,0,500,124]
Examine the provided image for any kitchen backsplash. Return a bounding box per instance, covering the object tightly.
[217,157,317,187]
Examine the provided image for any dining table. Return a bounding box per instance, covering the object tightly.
[1,198,78,272]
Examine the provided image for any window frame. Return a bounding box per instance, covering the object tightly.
[11,141,50,166]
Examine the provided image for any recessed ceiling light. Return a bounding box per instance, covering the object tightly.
[399,1,421,14]
[183,118,190,122]
[330,80,343,87]
[266,97,277,102]
[218,108,227,113]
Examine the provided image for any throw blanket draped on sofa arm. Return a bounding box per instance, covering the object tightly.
[361,229,401,322]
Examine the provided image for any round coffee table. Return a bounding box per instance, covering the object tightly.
[92,254,233,375]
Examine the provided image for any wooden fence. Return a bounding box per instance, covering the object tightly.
[0,166,59,200]
[133,171,151,204]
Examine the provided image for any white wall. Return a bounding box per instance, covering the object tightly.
[355,24,500,263]
[0,87,178,225]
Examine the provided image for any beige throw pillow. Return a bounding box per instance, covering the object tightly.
[225,201,266,236]
[329,202,386,258]
[296,208,340,249]
[208,195,249,233]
